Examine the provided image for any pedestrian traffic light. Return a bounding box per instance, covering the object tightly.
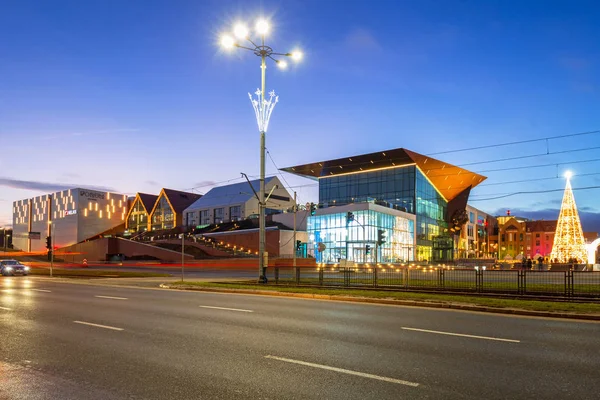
[296,240,302,251]
[310,203,317,216]
[377,229,386,245]
[45,236,52,251]
[365,244,371,255]
[346,212,354,222]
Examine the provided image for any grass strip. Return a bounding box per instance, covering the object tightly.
[30,269,171,278]
[169,281,600,314]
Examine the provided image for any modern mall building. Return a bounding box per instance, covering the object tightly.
[12,188,129,252]
[183,177,295,227]
[282,148,487,263]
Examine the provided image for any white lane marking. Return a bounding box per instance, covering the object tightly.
[31,289,51,292]
[95,295,128,300]
[199,305,253,313]
[73,321,124,331]
[0,306,12,311]
[264,355,419,387]
[401,327,520,343]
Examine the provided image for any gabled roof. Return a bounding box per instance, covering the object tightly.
[184,177,277,212]
[161,189,202,214]
[280,147,486,202]
[138,193,158,213]
[526,220,557,233]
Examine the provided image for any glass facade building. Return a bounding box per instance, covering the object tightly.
[318,165,448,262]
[128,199,148,232]
[283,147,486,263]
[307,206,415,264]
[151,196,174,231]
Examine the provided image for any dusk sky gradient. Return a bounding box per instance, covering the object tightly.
[1,0,599,231]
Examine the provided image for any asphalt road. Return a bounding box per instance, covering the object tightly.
[1,276,599,399]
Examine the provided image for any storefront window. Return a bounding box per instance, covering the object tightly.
[151,196,174,230]
[307,209,414,264]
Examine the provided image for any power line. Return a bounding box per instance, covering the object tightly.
[476,157,600,174]
[469,185,600,201]
[478,171,600,187]
[427,129,600,156]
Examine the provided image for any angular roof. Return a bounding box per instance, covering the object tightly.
[280,147,486,202]
[138,193,158,212]
[160,189,202,214]
[525,220,557,233]
[184,177,276,212]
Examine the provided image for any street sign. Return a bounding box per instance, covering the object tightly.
[28,232,41,240]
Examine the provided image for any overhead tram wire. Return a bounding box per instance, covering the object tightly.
[275,140,600,179]
[469,185,600,202]
[426,129,600,156]
[178,129,600,193]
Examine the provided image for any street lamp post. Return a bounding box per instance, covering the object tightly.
[49,221,55,278]
[220,18,302,283]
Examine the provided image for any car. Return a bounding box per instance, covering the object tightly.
[0,260,30,276]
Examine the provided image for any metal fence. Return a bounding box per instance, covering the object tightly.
[267,266,600,298]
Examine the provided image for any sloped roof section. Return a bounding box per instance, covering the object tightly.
[525,220,557,233]
[162,189,202,214]
[403,149,486,202]
[184,177,276,212]
[281,147,486,201]
[138,193,158,212]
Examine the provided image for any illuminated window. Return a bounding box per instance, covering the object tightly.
[99,210,103,218]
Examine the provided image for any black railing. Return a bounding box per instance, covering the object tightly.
[267,266,600,299]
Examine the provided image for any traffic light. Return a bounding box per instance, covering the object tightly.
[45,236,52,251]
[346,212,354,222]
[377,229,386,245]
[365,244,371,255]
[296,240,302,251]
[310,203,317,216]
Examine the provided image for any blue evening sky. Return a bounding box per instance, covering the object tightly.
[1,0,599,230]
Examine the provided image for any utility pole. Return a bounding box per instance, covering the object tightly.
[181,233,185,282]
[293,191,297,268]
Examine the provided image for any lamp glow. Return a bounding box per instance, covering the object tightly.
[564,170,573,179]
[220,35,235,49]
[255,19,269,35]
[233,23,249,39]
[290,51,303,61]
[277,60,288,69]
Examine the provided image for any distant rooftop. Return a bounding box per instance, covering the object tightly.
[185,177,276,212]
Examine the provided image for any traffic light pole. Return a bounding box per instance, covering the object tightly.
[292,191,297,268]
[50,223,54,278]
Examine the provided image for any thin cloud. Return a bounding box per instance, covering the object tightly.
[343,28,383,53]
[194,180,217,188]
[0,178,116,193]
[40,128,139,140]
[145,180,160,186]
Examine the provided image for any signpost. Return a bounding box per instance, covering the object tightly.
[28,232,41,240]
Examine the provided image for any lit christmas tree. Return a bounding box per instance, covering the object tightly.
[550,171,587,263]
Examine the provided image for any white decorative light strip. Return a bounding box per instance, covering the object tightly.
[248,89,278,133]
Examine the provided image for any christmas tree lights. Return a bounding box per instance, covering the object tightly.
[550,172,587,263]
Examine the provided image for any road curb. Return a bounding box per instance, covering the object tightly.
[159,284,600,321]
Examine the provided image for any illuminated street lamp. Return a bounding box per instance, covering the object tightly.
[220,18,302,283]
